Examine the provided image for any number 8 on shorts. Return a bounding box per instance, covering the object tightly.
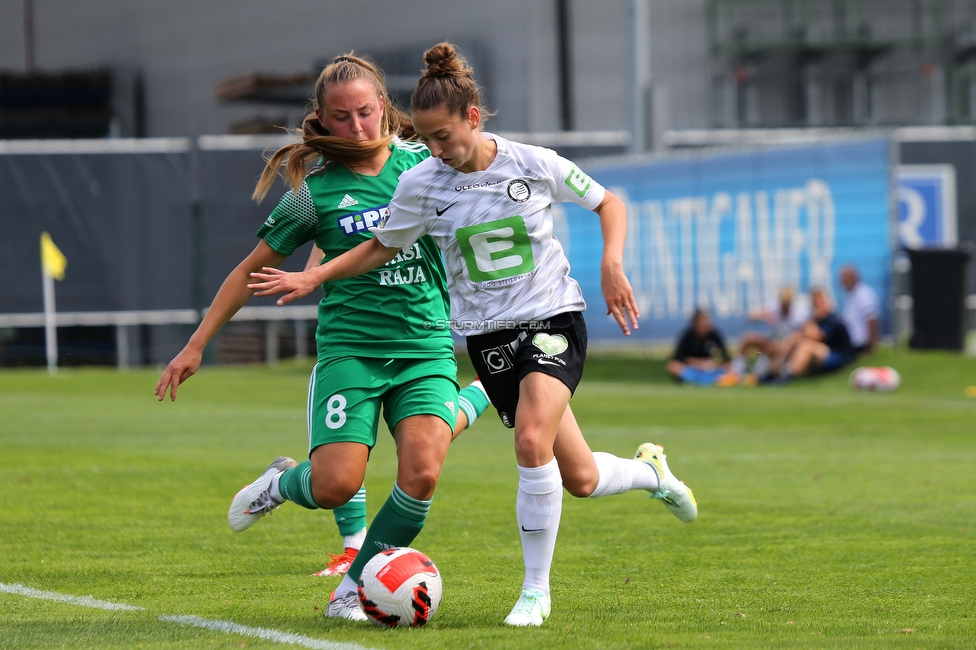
[325,394,347,429]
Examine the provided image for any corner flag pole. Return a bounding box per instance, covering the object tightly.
[40,232,67,375]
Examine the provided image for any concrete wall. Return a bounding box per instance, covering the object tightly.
[3,1,971,138]
[0,1,714,142]
[0,1,570,135]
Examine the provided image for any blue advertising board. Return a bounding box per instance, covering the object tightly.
[559,139,892,342]
[895,165,957,249]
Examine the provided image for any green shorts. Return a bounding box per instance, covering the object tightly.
[306,355,459,453]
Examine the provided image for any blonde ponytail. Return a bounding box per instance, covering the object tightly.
[252,53,410,202]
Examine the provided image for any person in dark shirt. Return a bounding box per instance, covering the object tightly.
[771,288,853,379]
[667,308,733,385]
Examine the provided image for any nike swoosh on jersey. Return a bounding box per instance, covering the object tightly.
[435,202,458,216]
[536,359,563,366]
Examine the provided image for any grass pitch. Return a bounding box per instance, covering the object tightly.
[1,348,975,649]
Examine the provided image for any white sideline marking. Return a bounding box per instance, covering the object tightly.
[0,582,143,611]
[160,615,371,650]
[1,583,374,650]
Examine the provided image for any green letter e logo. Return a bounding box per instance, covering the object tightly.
[565,166,592,198]
[456,216,535,283]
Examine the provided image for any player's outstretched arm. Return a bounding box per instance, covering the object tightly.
[248,236,401,306]
[155,241,286,402]
[595,190,640,336]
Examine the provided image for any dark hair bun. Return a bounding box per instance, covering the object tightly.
[422,42,471,78]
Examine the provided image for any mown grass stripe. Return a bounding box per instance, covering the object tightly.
[1,582,376,650]
[0,582,143,611]
[159,614,373,650]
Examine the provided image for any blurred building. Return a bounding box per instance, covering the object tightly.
[708,0,976,128]
[0,2,563,137]
[0,1,704,146]
[4,1,976,143]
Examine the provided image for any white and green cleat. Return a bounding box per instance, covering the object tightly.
[635,443,697,522]
[227,456,296,532]
[503,588,551,627]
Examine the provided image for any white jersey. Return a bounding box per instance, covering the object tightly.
[763,296,810,339]
[841,282,879,348]
[374,133,606,336]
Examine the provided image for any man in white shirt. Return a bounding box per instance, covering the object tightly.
[839,264,880,355]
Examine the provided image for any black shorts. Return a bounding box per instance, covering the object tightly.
[466,311,587,428]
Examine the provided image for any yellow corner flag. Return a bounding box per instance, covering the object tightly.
[40,231,67,281]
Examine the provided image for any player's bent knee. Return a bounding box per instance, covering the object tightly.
[514,435,553,466]
[397,466,441,500]
[558,463,599,498]
[563,478,597,498]
[310,477,361,510]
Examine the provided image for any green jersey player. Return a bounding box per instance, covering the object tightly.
[154,53,488,621]
[249,43,697,629]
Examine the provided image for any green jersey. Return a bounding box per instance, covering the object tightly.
[257,140,452,360]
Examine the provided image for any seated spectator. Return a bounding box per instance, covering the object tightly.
[839,264,879,355]
[737,286,810,377]
[767,288,854,380]
[667,308,734,385]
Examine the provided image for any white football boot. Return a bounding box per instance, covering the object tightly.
[325,590,368,622]
[503,588,551,627]
[635,443,698,522]
[227,456,296,532]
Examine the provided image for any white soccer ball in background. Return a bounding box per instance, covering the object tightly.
[849,366,901,392]
[357,547,442,627]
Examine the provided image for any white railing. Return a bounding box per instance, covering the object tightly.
[0,306,318,368]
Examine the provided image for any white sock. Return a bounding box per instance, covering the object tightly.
[588,452,659,498]
[343,527,366,551]
[269,473,284,503]
[730,355,746,374]
[752,354,770,377]
[516,458,562,595]
[335,574,357,598]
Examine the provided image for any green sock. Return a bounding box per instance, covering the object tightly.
[457,380,490,429]
[333,487,367,537]
[276,461,320,510]
[346,483,431,583]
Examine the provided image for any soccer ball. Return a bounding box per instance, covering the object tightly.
[849,366,901,392]
[357,547,442,627]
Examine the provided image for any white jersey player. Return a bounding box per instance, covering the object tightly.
[376,131,593,335]
[247,41,698,629]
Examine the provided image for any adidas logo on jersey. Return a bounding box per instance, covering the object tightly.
[337,194,359,209]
